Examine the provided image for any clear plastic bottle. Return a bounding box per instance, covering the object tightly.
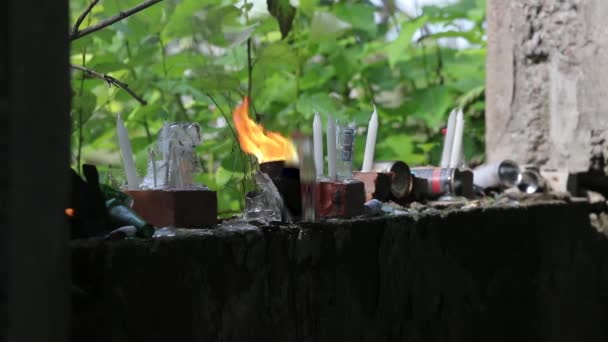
[336,121,356,181]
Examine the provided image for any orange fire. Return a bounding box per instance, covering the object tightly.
[65,208,75,217]
[232,97,297,163]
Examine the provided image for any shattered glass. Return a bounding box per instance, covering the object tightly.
[141,122,207,190]
[153,227,177,238]
[217,218,260,232]
[244,172,284,224]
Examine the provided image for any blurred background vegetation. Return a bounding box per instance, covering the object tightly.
[69,0,486,215]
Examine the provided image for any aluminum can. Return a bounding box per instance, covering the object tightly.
[372,160,413,199]
[473,160,521,189]
[410,167,458,198]
[518,166,545,194]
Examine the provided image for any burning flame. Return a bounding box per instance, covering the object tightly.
[232,97,297,163]
[65,208,75,217]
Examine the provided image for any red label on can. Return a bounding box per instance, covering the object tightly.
[431,168,442,194]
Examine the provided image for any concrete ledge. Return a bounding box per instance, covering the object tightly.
[71,202,608,342]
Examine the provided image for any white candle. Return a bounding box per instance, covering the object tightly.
[449,109,464,168]
[116,114,139,190]
[361,105,378,172]
[313,113,324,178]
[440,109,456,168]
[327,115,337,180]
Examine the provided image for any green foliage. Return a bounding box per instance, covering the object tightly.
[69,0,486,214]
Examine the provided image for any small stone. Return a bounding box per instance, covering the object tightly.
[587,190,606,204]
[409,202,425,211]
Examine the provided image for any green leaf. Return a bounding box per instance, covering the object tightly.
[334,3,377,37]
[201,5,242,46]
[299,63,335,91]
[385,16,428,68]
[72,89,97,125]
[224,23,258,47]
[215,166,235,186]
[295,93,340,119]
[376,134,426,165]
[254,41,298,74]
[162,0,208,39]
[191,67,241,93]
[421,30,483,45]
[309,11,352,42]
[409,86,453,128]
[267,0,296,39]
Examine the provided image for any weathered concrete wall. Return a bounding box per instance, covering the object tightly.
[71,202,608,342]
[486,0,608,172]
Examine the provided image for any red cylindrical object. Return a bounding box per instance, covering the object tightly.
[410,167,474,199]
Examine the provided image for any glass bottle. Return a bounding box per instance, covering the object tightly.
[336,121,356,181]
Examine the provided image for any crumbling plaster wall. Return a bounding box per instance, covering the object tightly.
[486,0,608,172]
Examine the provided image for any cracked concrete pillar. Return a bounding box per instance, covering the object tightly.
[486,0,608,172]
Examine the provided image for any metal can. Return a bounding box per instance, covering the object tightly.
[517,166,545,194]
[410,167,457,198]
[372,161,413,199]
[473,160,521,189]
[410,167,473,198]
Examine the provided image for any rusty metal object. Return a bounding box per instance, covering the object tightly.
[410,167,474,199]
[371,161,413,199]
[127,189,217,228]
[352,171,392,201]
[315,180,365,218]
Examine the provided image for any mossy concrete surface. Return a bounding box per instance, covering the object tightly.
[71,202,608,342]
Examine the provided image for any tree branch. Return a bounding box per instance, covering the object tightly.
[70,0,163,41]
[71,0,100,36]
[71,64,147,105]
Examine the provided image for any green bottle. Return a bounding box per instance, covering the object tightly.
[106,198,155,238]
[100,184,134,207]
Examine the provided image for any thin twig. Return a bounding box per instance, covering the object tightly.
[247,39,253,100]
[70,0,163,41]
[209,92,250,208]
[71,64,147,105]
[246,38,260,123]
[76,46,88,175]
[362,76,376,104]
[142,115,152,142]
[71,0,100,36]
[434,42,444,85]
[207,93,238,143]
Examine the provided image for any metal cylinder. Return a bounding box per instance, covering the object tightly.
[410,167,458,198]
[473,160,521,189]
[518,167,545,194]
[372,161,413,199]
